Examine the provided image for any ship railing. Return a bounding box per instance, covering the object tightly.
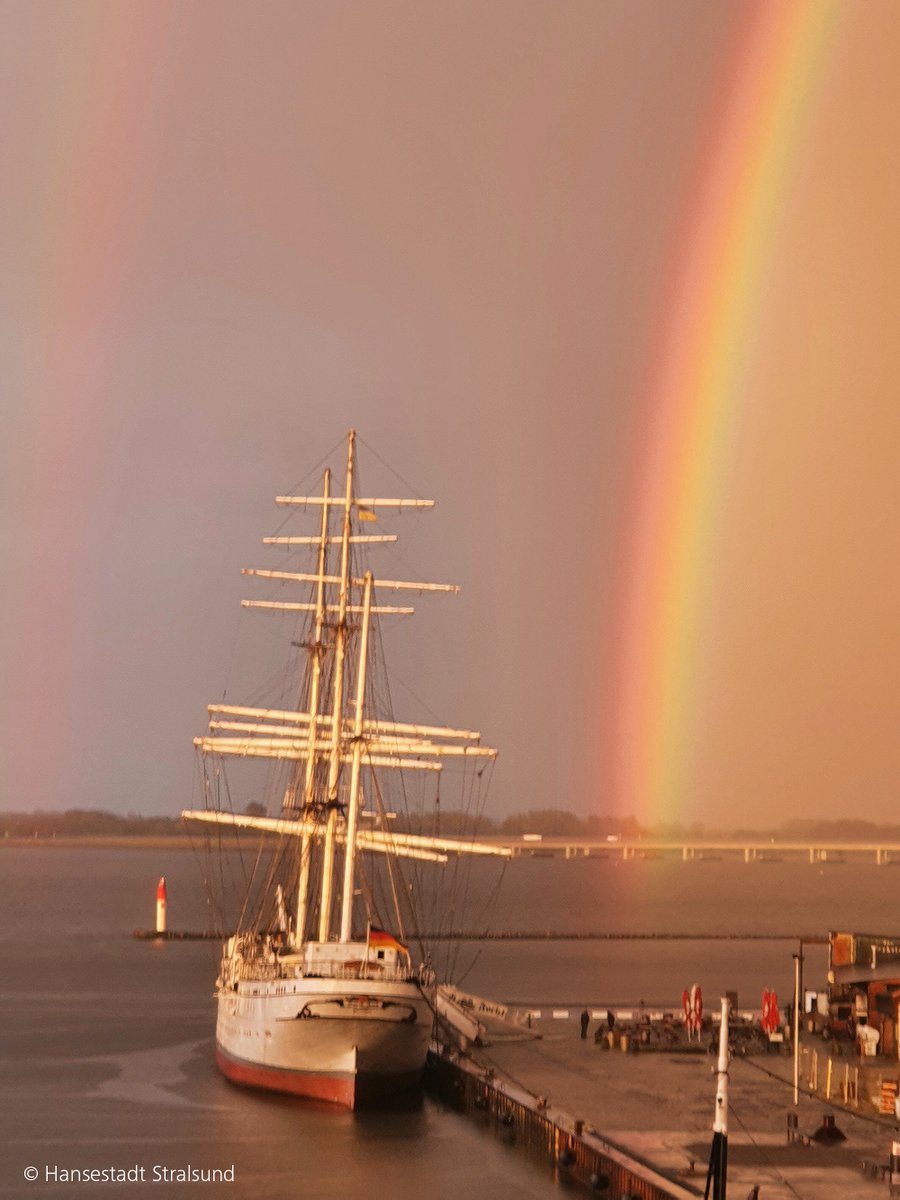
[226,958,279,983]
[277,960,415,983]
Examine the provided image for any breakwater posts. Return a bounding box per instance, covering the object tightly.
[411,930,804,941]
[133,928,806,948]
[133,928,806,943]
[133,929,223,940]
[424,1049,701,1200]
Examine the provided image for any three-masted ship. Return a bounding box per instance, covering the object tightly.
[183,431,508,1108]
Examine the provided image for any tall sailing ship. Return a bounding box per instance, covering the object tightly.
[183,431,508,1108]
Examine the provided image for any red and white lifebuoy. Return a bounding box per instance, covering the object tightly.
[682,989,691,1032]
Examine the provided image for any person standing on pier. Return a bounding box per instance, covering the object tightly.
[580,1010,590,1040]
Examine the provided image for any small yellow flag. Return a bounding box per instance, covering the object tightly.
[357,506,377,522]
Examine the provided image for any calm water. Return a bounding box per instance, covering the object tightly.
[2,847,894,1198]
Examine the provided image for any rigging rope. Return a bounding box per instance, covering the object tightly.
[725,1091,806,1200]
[738,1055,896,1131]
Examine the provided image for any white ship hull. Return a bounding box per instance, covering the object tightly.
[216,973,432,1108]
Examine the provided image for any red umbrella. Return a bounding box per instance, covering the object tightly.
[765,990,779,1034]
[690,984,703,1038]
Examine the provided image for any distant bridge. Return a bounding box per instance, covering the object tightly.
[479,836,900,865]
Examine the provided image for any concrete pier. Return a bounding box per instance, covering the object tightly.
[427,1051,699,1199]
[452,1011,899,1198]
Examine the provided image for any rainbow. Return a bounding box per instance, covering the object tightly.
[609,0,846,824]
[2,5,173,800]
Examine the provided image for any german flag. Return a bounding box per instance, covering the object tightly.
[368,926,409,955]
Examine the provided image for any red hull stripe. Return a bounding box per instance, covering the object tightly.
[216,1045,424,1110]
[216,1045,356,1108]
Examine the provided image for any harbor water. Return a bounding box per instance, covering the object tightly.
[3,846,894,1198]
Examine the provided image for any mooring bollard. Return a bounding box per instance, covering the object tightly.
[786,1112,798,1144]
[890,1139,900,1193]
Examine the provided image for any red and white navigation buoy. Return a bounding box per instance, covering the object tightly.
[155,876,167,934]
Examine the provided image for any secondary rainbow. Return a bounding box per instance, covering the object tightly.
[3,5,173,802]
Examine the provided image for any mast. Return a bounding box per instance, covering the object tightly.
[339,571,373,941]
[293,468,331,948]
[188,428,505,950]
[705,996,729,1200]
[318,430,356,941]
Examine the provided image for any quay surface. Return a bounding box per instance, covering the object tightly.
[456,1011,900,1199]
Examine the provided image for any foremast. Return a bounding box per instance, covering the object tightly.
[295,465,330,945]
[185,430,508,951]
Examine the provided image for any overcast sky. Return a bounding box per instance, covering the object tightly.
[3,1,900,829]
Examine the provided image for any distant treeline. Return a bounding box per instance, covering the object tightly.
[2,809,192,838]
[5,807,900,842]
[1,807,635,839]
